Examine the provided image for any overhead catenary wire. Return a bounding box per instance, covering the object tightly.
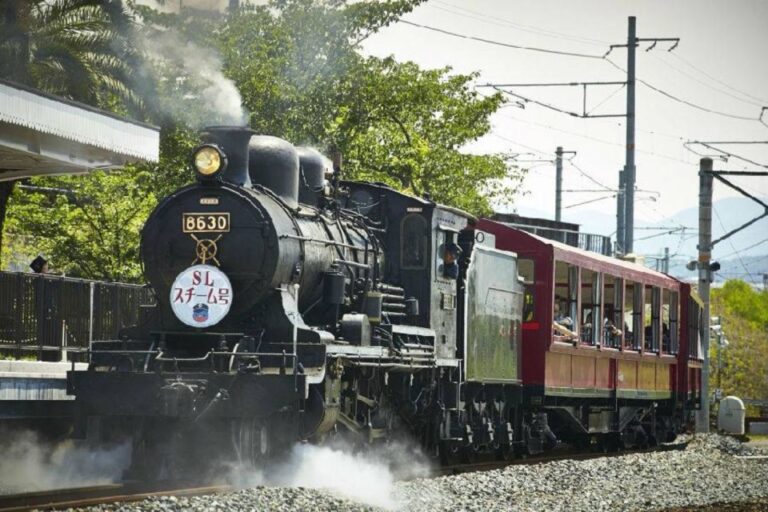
[667,51,768,106]
[398,19,767,123]
[686,141,768,169]
[586,84,626,115]
[650,53,767,108]
[635,227,690,242]
[713,207,758,285]
[397,20,606,59]
[563,194,616,209]
[430,0,612,47]
[567,160,613,191]
[717,237,768,260]
[487,131,550,157]
[605,58,762,121]
[498,112,692,164]
[493,87,582,117]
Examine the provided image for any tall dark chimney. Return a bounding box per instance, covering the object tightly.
[201,126,254,186]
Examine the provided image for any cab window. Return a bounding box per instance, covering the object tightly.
[401,214,428,269]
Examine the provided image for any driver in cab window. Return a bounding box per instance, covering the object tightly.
[441,242,461,279]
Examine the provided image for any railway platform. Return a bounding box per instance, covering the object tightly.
[0,360,86,420]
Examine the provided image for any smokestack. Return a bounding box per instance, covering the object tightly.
[201,126,254,186]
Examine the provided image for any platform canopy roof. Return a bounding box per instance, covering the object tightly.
[0,79,159,182]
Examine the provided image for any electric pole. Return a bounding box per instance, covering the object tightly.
[624,16,637,254]
[608,17,679,254]
[554,147,576,222]
[696,157,713,433]
[663,247,669,273]
[616,170,625,255]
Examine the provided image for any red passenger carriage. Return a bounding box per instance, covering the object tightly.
[478,219,703,446]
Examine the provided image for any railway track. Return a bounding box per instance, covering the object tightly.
[0,442,690,511]
[0,483,232,512]
[435,440,690,477]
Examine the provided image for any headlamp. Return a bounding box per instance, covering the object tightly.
[192,145,227,178]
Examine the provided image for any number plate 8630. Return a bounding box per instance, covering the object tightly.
[182,212,230,233]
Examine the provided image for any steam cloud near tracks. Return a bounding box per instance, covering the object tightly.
[226,441,432,510]
[0,430,129,495]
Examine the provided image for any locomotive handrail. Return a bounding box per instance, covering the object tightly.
[155,351,211,362]
[68,347,298,358]
[334,259,370,270]
[278,233,363,251]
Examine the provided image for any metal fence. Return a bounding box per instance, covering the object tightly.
[501,223,613,256]
[0,271,154,359]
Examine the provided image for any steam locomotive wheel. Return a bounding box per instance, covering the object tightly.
[495,442,515,461]
[232,417,269,467]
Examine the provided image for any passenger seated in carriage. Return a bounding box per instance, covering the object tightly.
[602,306,622,347]
[553,300,576,338]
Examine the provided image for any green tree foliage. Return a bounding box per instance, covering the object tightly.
[4,169,157,281]
[0,0,144,270]
[0,0,141,112]
[710,280,768,410]
[4,0,525,279]
[218,1,519,214]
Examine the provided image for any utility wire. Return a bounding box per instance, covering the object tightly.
[635,227,688,242]
[398,20,606,59]
[494,87,582,117]
[713,207,758,285]
[400,18,767,125]
[689,141,768,169]
[605,58,760,121]
[567,160,613,191]
[488,131,550,156]
[651,53,766,108]
[718,238,768,259]
[431,0,612,47]
[499,112,692,164]
[586,84,626,115]
[564,194,616,209]
[667,52,768,105]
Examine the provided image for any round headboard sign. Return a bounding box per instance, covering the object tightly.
[170,264,233,328]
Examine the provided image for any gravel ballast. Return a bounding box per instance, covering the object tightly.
[66,434,768,512]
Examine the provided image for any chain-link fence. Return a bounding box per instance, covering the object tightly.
[0,271,154,360]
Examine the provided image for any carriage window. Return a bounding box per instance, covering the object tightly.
[604,275,623,349]
[668,291,679,354]
[518,259,535,322]
[625,281,643,350]
[580,269,600,345]
[644,286,661,353]
[688,298,702,359]
[554,261,578,338]
[401,214,428,269]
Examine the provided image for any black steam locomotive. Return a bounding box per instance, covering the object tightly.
[68,127,528,471]
[68,126,551,475]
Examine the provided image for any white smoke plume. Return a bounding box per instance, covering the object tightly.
[227,441,432,510]
[136,27,248,127]
[0,430,130,494]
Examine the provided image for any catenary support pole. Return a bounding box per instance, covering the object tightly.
[555,146,563,222]
[623,16,637,254]
[616,170,625,255]
[696,157,713,433]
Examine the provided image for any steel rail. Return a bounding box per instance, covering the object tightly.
[0,483,232,512]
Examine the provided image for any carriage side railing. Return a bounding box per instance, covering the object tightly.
[0,271,154,360]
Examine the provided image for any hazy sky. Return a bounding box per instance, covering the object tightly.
[361,0,768,227]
